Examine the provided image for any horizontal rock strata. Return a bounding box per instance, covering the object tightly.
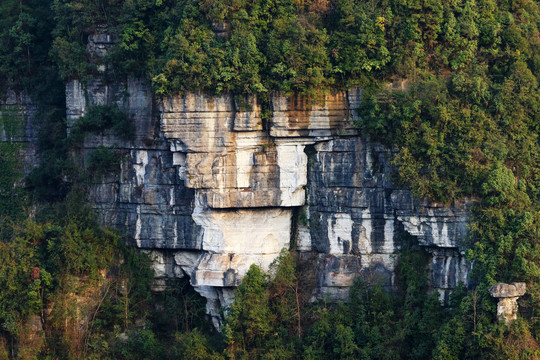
[4,36,472,325]
[61,77,473,323]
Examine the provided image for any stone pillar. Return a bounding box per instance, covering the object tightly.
[489,282,526,324]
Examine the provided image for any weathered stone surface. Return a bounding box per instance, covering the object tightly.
[75,85,472,315]
[192,204,291,255]
[0,90,40,170]
[174,204,291,313]
[495,297,520,324]
[271,92,358,138]
[489,282,527,298]
[161,92,308,208]
[429,248,469,303]
[86,32,117,60]
[64,74,201,252]
[489,283,526,324]
[315,253,396,301]
[233,95,263,131]
[397,198,471,249]
[58,39,473,324]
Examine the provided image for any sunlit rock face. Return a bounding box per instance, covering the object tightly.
[54,33,474,325]
[62,77,472,323]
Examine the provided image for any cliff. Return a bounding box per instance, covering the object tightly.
[2,33,471,328]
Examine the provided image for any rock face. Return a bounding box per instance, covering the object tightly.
[1,32,472,327]
[489,282,526,324]
[489,282,527,298]
[0,90,40,170]
[64,71,471,323]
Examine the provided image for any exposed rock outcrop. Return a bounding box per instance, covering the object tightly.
[0,90,40,170]
[62,71,472,324]
[0,32,472,327]
[489,282,527,324]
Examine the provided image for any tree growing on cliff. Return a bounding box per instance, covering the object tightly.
[223,264,272,359]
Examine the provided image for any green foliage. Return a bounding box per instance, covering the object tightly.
[27,104,132,202]
[359,67,538,202]
[0,107,27,223]
[0,0,62,104]
[220,246,451,359]
[223,250,305,359]
[467,164,539,285]
[70,104,135,143]
[113,329,160,360]
[86,146,122,176]
[328,0,391,83]
[357,0,539,203]
[0,143,26,222]
[26,150,75,202]
[152,279,210,336]
[0,106,24,139]
[50,36,94,82]
[224,264,272,358]
[1,0,538,101]
[302,242,446,360]
[0,214,119,357]
[170,330,224,360]
[0,0,539,358]
[0,192,213,359]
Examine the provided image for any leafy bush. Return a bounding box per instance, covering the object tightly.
[86,146,122,176]
[70,105,135,142]
[0,143,26,221]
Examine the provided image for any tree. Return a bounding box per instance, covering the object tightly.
[224,264,272,359]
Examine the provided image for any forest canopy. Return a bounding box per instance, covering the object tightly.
[1,0,537,97]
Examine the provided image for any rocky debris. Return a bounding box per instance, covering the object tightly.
[489,282,526,324]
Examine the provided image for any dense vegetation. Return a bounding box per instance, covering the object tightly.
[0,191,213,359]
[0,0,539,359]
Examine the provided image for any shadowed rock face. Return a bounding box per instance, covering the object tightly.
[0,90,40,171]
[3,33,472,326]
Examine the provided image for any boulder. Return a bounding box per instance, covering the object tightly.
[489,282,527,298]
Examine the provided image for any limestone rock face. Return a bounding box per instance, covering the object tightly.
[61,77,473,323]
[65,76,200,251]
[489,283,526,324]
[496,297,520,324]
[489,282,527,298]
[8,34,472,325]
[0,90,40,170]
[270,91,358,138]
[160,92,307,208]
